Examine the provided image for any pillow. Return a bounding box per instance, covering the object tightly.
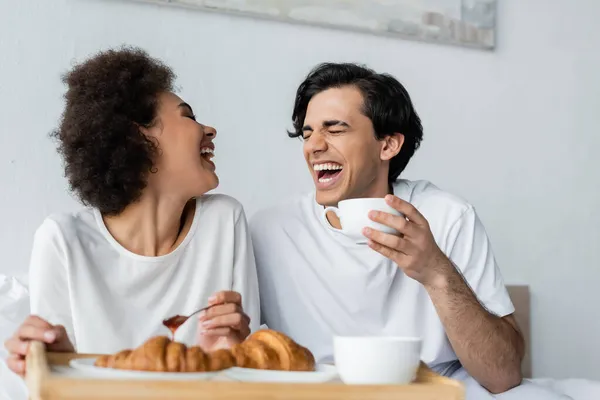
[0,275,29,400]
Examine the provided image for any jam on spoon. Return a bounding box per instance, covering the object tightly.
[162,306,210,340]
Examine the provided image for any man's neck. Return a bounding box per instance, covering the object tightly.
[102,191,194,257]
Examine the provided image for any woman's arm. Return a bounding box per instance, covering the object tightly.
[230,208,261,332]
[29,218,76,347]
[196,206,261,348]
[4,218,75,375]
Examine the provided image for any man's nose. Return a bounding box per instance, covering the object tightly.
[306,131,327,154]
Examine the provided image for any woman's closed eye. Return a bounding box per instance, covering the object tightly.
[186,114,197,121]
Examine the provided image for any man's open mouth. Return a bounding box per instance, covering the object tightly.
[314,162,343,183]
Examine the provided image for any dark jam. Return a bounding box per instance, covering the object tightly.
[162,315,188,340]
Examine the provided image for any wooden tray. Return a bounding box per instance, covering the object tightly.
[26,341,464,400]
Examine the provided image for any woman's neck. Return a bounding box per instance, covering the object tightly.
[102,192,195,257]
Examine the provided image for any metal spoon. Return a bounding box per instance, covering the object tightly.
[162,305,210,339]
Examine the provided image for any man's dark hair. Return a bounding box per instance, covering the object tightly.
[289,63,423,183]
[51,46,175,215]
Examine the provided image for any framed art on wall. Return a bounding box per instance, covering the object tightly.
[119,0,497,50]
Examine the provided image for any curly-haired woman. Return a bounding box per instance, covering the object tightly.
[4,46,259,375]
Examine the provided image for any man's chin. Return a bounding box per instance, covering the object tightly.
[315,190,343,207]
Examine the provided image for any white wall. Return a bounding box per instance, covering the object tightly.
[1,0,598,379]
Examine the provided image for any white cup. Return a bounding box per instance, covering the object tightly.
[333,336,422,385]
[323,198,403,244]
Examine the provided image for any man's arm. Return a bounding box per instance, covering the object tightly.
[364,195,523,394]
[426,258,524,393]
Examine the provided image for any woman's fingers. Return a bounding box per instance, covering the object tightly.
[3,337,28,356]
[199,327,232,337]
[47,325,74,352]
[6,354,25,375]
[16,315,57,343]
[17,323,56,343]
[208,291,242,306]
[3,315,74,377]
[201,312,247,331]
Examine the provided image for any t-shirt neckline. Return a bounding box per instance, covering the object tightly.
[93,198,202,263]
[311,181,410,247]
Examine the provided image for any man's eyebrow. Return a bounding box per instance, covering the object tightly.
[302,120,350,132]
[323,120,350,128]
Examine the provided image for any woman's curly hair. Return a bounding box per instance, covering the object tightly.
[52,46,176,215]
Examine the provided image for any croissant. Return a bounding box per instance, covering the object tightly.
[94,329,315,373]
[232,329,315,371]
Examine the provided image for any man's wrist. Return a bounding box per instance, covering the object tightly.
[423,256,456,292]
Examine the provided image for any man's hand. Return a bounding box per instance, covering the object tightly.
[363,194,451,286]
[4,315,74,376]
[196,291,251,351]
[366,195,524,393]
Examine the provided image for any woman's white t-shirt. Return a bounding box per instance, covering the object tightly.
[29,194,260,354]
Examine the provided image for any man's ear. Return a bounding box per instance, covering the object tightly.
[380,133,404,161]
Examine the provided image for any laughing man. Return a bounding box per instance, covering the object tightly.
[250,63,569,399]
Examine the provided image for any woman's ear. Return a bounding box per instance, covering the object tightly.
[380,132,405,161]
[137,119,163,142]
[137,122,155,137]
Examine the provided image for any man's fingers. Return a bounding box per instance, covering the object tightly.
[368,210,416,237]
[384,195,428,227]
[363,228,412,254]
[7,355,25,375]
[208,291,242,306]
[4,337,28,356]
[367,239,397,260]
[367,240,409,267]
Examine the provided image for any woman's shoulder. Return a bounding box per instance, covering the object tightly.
[34,207,98,243]
[195,193,246,220]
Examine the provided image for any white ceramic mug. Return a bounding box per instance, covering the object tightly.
[333,336,422,385]
[323,198,403,244]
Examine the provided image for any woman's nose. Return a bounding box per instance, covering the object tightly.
[204,125,217,138]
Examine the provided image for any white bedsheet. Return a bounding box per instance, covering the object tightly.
[0,274,598,400]
[452,366,600,400]
[529,378,600,400]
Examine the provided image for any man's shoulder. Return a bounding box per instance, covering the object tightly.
[249,193,313,234]
[395,179,473,220]
[395,179,477,239]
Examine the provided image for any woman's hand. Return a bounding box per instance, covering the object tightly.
[4,315,74,376]
[195,291,251,351]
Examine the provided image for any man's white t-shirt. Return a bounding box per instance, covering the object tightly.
[29,194,260,354]
[250,180,514,373]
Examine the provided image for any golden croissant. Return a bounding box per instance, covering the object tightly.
[94,329,315,373]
